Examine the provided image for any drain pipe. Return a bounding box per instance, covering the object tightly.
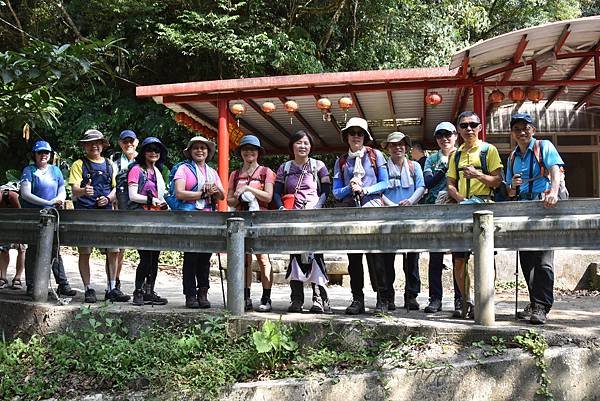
[473,210,495,326]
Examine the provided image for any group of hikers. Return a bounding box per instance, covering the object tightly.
[0,110,565,325]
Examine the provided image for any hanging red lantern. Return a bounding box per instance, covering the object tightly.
[338,96,353,123]
[230,102,246,126]
[175,113,185,123]
[425,92,443,106]
[509,87,526,102]
[488,89,505,106]
[316,97,332,121]
[284,100,299,125]
[526,88,544,103]
[262,101,276,114]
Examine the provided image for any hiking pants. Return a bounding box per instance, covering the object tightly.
[182,252,211,296]
[520,250,554,310]
[428,252,461,302]
[347,253,387,298]
[382,252,421,297]
[25,242,69,290]
[135,249,160,290]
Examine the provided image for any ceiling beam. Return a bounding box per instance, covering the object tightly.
[179,104,218,134]
[278,96,328,147]
[502,35,528,82]
[351,92,366,119]
[386,90,396,129]
[245,99,292,142]
[554,24,571,54]
[421,88,428,143]
[314,95,342,136]
[573,85,600,110]
[595,54,600,80]
[451,87,463,121]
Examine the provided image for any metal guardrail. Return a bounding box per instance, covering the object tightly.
[2,199,600,324]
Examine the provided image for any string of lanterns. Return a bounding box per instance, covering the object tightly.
[174,113,217,140]
[489,87,544,106]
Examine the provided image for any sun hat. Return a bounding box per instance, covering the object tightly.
[237,135,265,158]
[341,117,373,143]
[183,136,216,161]
[381,131,411,148]
[79,129,110,147]
[119,130,137,140]
[32,140,52,153]
[434,122,456,135]
[136,137,168,167]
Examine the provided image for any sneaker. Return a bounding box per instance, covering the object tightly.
[132,289,144,306]
[452,299,463,318]
[530,303,547,325]
[57,284,77,297]
[144,291,168,306]
[288,300,303,313]
[345,298,365,315]
[84,288,97,303]
[245,298,253,311]
[517,303,532,319]
[185,295,200,309]
[424,299,442,313]
[256,299,272,312]
[403,294,420,311]
[105,288,131,302]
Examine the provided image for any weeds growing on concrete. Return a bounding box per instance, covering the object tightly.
[514,330,553,401]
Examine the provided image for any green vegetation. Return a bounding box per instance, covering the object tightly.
[514,329,553,401]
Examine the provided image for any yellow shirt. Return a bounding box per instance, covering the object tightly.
[447,140,503,197]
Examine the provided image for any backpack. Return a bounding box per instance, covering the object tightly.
[508,139,569,200]
[338,146,379,182]
[164,160,199,211]
[387,159,416,190]
[282,158,321,195]
[120,163,150,210]
[453,142,509,201]
[80,158,113,189]
[113,154,136,209]
[0,183,20,208]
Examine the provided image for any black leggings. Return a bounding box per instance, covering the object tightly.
[135,249,160,290]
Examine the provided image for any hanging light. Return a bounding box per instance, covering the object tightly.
[284,100,299,125]
[262,101,276,114]
[488,89,505,106]
[526,88,544,103]
[230,102,246,126]
[425,91,443,106]
[316,97,332,121]
[338,96,353,122]
[509,87,526,102]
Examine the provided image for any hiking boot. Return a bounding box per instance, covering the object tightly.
[387,289,396,311]
[288,300,303,313]
[84,288,97,303]
[517,303,532,319]
[132,289,144,306]
[197,287,211,309]
[424,299,442,313]
[452,299,463,318]
[256,298,272,312]
[530,303,547,325]
[245,297,253,311]
[57,283,77,297]
[374,292,388,314]
[403,293,420,311]
[288,280,304,313]
[105,288,131,302]
[185,295,200,309]
[345,297,365,315]
[144,291,168,306]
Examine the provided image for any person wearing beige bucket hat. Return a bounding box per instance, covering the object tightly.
[171,135,224,309]
[68,129,130,303]
[333,117,390,316]
[381,131,425,313]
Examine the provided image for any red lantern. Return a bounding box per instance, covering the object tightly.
[526,88,544,103]
[425,92,443,106]
[175,113,184,123]
[316,98,332,121]
[262,101,276,114]
[338,96,353,122]
[230,102,246,126]
[509,87,526,102]
[488,89,505,106]
[284,100,298,125]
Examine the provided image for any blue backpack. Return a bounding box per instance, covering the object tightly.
[164,160,198,211]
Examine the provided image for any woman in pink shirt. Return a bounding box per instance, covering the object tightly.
[227,135,275,312]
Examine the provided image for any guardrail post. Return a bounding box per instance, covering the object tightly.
[226,217,245,315]
[473,210,495,326]
[32,211,56,302]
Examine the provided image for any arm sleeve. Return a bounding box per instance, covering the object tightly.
[364,164,389,195]
[425,169,446,189]
[273,181,284,209]
[332,159,351,200]
[20,181,53,206]
[315,182,330,209]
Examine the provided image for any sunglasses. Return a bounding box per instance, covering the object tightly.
[458,122,481,129]
[36,150,51,155]
[347,130,365,137]
[145,146,161,153]
[434,131,454,139]
[511,124,534,133]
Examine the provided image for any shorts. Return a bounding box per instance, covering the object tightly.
[0,243,27,252]
[78,247,119,255]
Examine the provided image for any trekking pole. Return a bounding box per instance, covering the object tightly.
[217,252,226,308]
[515,250,519,320]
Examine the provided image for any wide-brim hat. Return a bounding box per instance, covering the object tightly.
[183,136,216,161]
[381,131,411,148]
[236,135,265,158]
[341,117,373,143]
[79,129,110,147]
[136,136,168,166]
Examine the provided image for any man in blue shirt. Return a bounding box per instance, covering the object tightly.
[506,113,564,324]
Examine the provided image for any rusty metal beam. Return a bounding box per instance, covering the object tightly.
[278,96,328,147]
[573,85,600,110]
[459,52,470,78]
[245,99,292,141]
[179,103,218,134]
[351,92,366,119]
[555,24,571,54]
[502,35,528,82]
[386,90,396,123]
